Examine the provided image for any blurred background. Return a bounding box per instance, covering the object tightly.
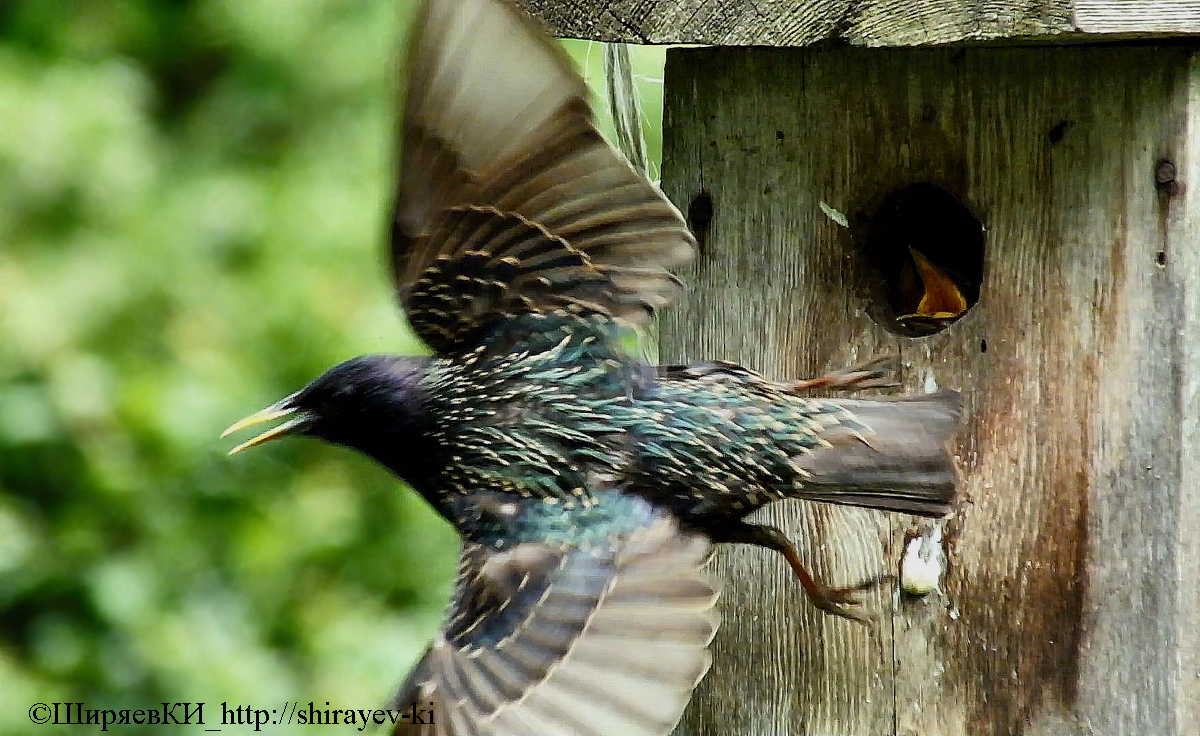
[0,1,664,732]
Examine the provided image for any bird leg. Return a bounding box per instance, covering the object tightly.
[784,356,900,394]
[718,522,885,625]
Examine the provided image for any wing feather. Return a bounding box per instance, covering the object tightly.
[392,0,694,356]
[387,504,718,736]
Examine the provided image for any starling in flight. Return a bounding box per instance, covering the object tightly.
[223,0,960,732]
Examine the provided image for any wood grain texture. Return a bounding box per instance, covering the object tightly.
[658,44,1199,735]
[515,0,1200,45]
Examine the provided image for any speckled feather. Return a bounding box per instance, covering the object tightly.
[358,314,957,532]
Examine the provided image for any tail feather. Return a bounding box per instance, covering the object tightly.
[792,390,961,517]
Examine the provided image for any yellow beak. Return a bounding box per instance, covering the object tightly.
[221,397,308,455]
[899,246,967,320]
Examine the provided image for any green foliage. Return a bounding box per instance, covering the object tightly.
[0,1,665,733]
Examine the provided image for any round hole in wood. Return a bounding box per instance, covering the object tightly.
[862,183,984,337]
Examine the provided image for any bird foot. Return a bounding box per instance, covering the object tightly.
[785,356,901,394]
[805,574,893,626]
[721,523,892,627]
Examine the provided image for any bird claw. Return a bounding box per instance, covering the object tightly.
[806,574,893,626]
[785,356,901,394]
[727,523,893,627]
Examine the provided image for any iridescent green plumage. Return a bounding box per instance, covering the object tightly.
[353,314,956,529]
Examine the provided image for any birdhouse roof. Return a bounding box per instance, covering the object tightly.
[516,0,1200,46]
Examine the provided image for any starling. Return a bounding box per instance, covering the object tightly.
[223,0,959,731]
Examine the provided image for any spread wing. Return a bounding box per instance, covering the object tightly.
[386,509,719,736]
[392,0,695,357]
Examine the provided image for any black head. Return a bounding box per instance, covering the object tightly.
[223,355,432,471]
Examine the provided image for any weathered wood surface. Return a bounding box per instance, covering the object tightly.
[658,44,1200,735]
[517,0,1200,45]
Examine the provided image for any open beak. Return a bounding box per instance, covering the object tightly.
[221,395,310,455]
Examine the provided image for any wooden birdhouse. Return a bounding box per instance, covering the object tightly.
[519,2,1199,733]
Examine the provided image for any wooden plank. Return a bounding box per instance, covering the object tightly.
[1180,53,1200,734]
[658,43,1199,735]
[516,0,1200,45]
[1179,53,1200,722]
[1076,1,1200,32]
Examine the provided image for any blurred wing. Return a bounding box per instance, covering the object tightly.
[388,647,435,736]
[393,0,695,356]
[388,513,719,736]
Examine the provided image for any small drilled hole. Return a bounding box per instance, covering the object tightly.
[862,183,984,337]
[980,338,987,353]
[1156,251,1166,266]
[687,190,713,233]
[1048,120,1072,144]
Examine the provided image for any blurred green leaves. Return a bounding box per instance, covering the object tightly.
[0,1,665,733]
